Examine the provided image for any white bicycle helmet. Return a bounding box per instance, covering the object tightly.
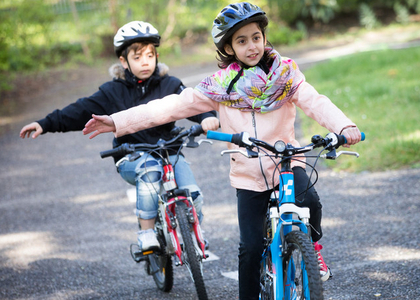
[114,21,161,57]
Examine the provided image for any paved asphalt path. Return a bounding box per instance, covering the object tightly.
[1,41,420,299]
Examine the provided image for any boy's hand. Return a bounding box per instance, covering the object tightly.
[83,114,116,139]
[20,122,43,139]
[200,117,220,133]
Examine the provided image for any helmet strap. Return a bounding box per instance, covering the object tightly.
[123,48,134,74]
[226,67,244,94]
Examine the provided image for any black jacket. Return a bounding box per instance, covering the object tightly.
[37,63,216,159]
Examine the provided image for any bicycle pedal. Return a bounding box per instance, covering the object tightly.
[133,251,151,262]
[131,246,160,263]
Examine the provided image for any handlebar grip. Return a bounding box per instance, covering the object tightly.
[207,130,233,143]
[100,143,134,158]
[190,124,204,136]
[342,132,366,145]
[100,148,121,158]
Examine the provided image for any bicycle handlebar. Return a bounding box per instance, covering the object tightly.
[207,130,365,156]
[100,125,204,159]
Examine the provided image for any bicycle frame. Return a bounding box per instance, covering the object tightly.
[268,158,311,299]
[159,163,207,263]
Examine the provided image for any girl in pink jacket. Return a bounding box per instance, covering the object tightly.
[84,2,362,299]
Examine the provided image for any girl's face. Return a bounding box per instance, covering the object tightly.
[120,44,158,80]
[224,22,266,67]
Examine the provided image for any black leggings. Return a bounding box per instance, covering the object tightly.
[236,166,322,300]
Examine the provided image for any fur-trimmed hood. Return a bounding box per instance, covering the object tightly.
[108,62,169,80]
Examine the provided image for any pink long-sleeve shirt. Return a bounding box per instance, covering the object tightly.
[111,82,355,192]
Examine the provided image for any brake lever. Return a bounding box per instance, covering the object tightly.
[337,151,360,158]
[220,148,260,158]
[129,151,143,162]
[185,138,213,148]
[186,136,200,148]
[320,149,359,160]
[197,139,213,145]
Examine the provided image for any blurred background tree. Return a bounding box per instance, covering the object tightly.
[1,0,419,84]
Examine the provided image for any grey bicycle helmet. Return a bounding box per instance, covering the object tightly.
[212,2,267,54]
[114,21,161,57]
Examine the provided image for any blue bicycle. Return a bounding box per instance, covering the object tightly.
[207,130,364,300]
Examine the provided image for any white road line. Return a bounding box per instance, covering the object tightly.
[203,251,220,262]
[221,271,239,281]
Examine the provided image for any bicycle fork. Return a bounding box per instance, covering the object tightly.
[163,190,207,265]
[268,169,311,299]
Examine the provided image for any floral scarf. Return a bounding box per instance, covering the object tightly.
[195,48,305,113]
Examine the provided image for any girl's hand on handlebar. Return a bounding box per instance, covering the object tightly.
[200,116,220,133]
[19,122,43,139]
[341,126,362,148]
[83,114,116,139]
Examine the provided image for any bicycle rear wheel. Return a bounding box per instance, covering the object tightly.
[147,229,174,292]
[260,247,274,300]
[175,201,208,300]
[260,211,274,300]
[283,231,323,300]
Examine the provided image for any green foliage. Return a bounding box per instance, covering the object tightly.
[301,47,420,172]
[270,0,339,24]
[394,2,411,24]
[269,0,420,28]
[406,0,420,13]
[1,0,56,71]
[1,0,420,92]
[267,22,306,45]
[359,3,380,29]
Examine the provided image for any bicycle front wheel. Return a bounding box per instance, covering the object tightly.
[175,201,208,300]
[283,231,323,300]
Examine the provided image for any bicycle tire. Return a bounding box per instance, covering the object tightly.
[283,231,324,300]
[149,227,174,292]
[260,211,274,300]
[175,201,208,300]
[260,247,274,300]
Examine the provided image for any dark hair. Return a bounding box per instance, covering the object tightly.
[215,19,270,69]
[121,42,157,61]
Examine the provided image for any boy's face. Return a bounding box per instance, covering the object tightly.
[224,22,266,67]
[120,44,158,80]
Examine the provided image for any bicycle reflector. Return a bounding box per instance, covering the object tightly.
[162,164,177,191]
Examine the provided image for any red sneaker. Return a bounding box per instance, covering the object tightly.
[314,242,332,281]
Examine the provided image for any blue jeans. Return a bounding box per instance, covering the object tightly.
[117,153,203,222]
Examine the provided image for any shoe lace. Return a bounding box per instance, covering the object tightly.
[314,242,327,271]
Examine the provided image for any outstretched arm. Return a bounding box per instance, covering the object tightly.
[83,114,116,139]
[20,122,43,139]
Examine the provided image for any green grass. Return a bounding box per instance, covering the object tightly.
[300,46,420,172]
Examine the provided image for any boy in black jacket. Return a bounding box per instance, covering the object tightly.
[20,21,219,252]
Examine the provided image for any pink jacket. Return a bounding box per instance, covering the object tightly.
[111,82,355,192]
